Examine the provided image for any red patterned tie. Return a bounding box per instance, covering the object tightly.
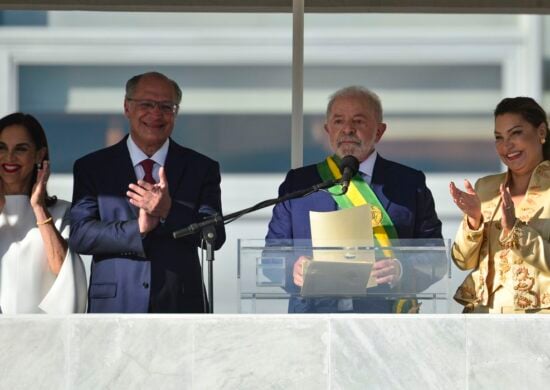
[140,159,156,184]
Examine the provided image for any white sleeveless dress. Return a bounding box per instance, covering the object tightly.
[0,195,87,314]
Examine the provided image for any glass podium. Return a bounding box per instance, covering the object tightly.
[238,239,452,313]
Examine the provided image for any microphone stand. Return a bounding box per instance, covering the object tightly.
[173,177,341,313]
[200,224,217,313]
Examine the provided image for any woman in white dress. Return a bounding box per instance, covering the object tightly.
[0,113,87,314]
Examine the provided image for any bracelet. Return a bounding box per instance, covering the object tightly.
[36,217,53,226]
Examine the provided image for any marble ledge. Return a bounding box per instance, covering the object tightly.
[0,314,549,390]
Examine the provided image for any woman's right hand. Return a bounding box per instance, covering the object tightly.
[30,160,49,210]
[450,179,482,229]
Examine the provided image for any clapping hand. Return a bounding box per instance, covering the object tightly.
[127,166,172,234]
[450,179,482,229]
[137,207,159,235]
[499,183,516,235]
[127,166,172,219]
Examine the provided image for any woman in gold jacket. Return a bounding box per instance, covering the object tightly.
[450,97,550,313]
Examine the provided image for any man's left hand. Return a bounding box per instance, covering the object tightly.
[372,258,402,286]
[127,166,172,219]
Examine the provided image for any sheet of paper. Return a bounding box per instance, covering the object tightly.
[310,204,374,261]
[308,204,377,290]
[301,260,373,297]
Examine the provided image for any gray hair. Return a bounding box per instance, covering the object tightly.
[125,71,182,104]
[326,86,383,122]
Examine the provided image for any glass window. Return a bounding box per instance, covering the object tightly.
[0,11,47,26]
[303,13,511,173]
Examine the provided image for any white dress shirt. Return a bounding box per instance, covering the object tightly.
[358,150,377,184]
[127,135,169,182]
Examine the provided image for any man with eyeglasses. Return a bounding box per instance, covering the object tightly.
[70,71,225,313]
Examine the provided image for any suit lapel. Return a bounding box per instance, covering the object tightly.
[319,190,339,211]
[111,136,139,217]
[370,155,392,212]
[310,169,339,211]
[164,139,189,196]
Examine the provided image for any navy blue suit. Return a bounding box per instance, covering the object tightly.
[266,155,442,313]
[70,136,225,313]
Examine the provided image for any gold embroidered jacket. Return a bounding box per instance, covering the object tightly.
[452,160,550,312]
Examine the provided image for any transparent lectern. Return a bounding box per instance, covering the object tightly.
[238,239,451,313]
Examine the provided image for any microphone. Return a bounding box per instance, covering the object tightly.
[172,205,221,239]
[339,155,360,194]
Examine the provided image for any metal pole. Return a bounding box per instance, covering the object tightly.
[291,0,304,169]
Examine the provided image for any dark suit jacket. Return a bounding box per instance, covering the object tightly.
[69,136,225,313]
[266,155,442,313]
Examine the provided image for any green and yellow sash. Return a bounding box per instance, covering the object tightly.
[316,155,419,314]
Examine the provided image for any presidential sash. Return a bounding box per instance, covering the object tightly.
[316,155,418,313]
[316,155,398,247]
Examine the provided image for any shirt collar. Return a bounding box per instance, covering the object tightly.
[127,135,169,167]
[359,150,377,178]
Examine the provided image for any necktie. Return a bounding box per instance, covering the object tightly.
[140,159,156,184]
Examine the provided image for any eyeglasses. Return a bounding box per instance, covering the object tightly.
[127,98,179,115]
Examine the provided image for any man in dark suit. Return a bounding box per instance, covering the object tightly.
[70,71,225,313]
[266,86,442,313]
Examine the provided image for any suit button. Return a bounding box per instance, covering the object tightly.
[143,282,149,289]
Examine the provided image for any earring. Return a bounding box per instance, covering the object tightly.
[36,162,42,170]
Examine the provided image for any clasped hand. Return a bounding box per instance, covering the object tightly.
[292,256,401,287]
[127,166,171,234]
